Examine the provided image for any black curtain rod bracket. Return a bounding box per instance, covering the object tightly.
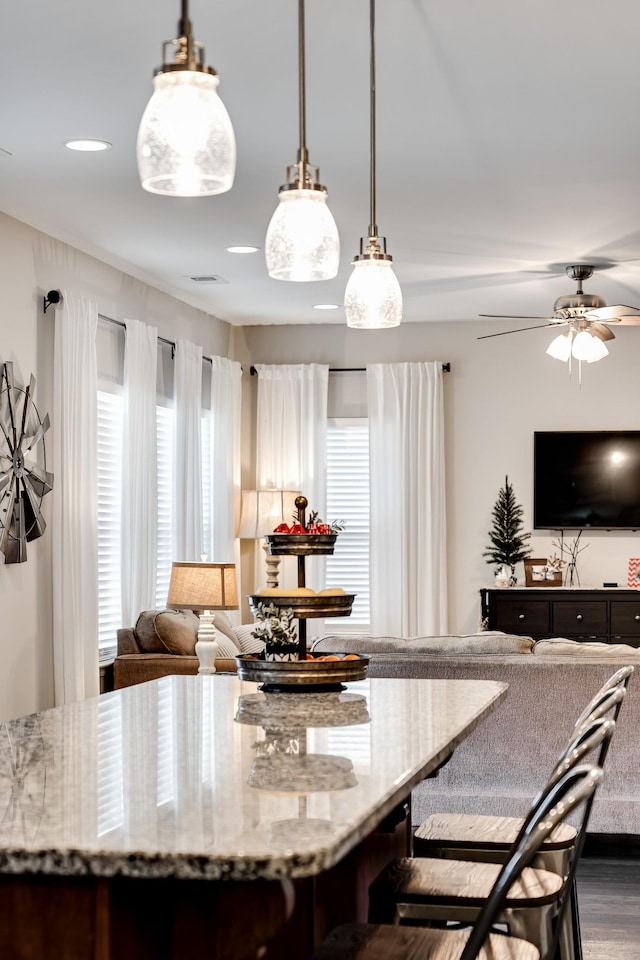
[43,290,62,313]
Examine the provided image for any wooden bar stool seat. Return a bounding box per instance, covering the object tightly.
[415,813,576,873]
[312,922,541,960]
[369,856,563,957]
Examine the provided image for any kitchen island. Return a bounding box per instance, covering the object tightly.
[0,674,507,959]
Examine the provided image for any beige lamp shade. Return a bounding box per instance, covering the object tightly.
[167,561,239,611]
[237,489,300,539]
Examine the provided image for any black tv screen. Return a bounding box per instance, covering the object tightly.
[534,431,640,530]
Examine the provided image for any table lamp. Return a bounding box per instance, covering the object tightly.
[167,561,238,674]
[237,489,299,587]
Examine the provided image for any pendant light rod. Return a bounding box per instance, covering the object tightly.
[179,0,190,34]
[175,0,196,69]
[368,0,378,239]
[297,0,308,169]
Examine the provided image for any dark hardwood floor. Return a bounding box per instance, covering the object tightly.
[577,857,640,960]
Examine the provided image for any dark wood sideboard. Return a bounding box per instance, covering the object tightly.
[480,587,640,646]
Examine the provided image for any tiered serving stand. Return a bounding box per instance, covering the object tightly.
[238,495,367,690]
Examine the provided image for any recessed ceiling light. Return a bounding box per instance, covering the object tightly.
[225,245,260,254]
[313,303,340,311]
[64,139,112,152]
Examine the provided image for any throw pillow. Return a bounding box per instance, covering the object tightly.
[534,638,640,658]
[211,610,241,649]
[234,624,266,655]
[211,630,241,659]
[154,609,200,655]
[312,633,534,656]
[135,610,168,653]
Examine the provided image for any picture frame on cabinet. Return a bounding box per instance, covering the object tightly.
[524,557,563,588]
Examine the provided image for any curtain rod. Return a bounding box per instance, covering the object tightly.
[249,362,451,375]
[97,313,214,364]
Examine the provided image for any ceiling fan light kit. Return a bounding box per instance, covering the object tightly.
[264,0,339,282]
[345,0,402,329]
[482,264,640,376]
[137,0,236,197]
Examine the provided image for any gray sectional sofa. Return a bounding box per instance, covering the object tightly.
[311,632,640,836]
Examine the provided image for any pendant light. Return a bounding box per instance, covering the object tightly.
[137,0,236,197]
[265,0,339,282]
[345,0,402,329]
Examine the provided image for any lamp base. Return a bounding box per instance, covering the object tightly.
[262,541,281,589]
[195,612,220,674]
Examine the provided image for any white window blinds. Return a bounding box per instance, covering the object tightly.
[97,390,123,657]
[155,404,174,608]
[325,418,370,628]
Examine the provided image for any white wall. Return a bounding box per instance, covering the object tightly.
[231,320,640,634]
[0,211,232,721]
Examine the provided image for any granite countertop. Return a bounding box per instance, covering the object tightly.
[0,675,506,882]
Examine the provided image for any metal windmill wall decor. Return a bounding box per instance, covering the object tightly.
[0,362,53,563]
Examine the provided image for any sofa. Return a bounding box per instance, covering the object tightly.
[114,609,263,689]
[311,631,640,836]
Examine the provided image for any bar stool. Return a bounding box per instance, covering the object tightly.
[368,709,617,960]
[411,667,633,960]
[368,674,629,960]
[311,765,603,960]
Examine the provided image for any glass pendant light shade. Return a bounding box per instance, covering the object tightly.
[585,334,609,362]
[546,332,571,362]
[572,329,608,362]
[265,188,340,281]
[345,258,403,329]
[137,71,236,196]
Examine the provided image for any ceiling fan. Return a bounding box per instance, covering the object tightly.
[478,264,640,360]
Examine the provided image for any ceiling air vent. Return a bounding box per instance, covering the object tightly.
[186,274,229,284]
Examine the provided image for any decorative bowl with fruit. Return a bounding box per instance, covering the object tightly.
[264,510,344,556]
[235,651,369,690]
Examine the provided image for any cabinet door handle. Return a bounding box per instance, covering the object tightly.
[576,614,583,621]
[518,614,526,621]
[635,615,640,622]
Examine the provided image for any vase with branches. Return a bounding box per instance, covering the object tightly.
[551,531,587,587]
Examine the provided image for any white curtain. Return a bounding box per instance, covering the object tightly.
[208,356,242,563]
[52,291,99,704]
[367,361,447,637]
[121,318,158,624]
[255,364,328,597]
[173,339,203,561]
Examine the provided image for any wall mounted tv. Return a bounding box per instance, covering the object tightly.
[534,431,640,530]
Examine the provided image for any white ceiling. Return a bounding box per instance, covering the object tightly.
[4,0,640,327]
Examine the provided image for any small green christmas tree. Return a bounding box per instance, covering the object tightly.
[483,476,531,574]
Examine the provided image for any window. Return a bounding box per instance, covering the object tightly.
[325,418,370,629]
[97,341,221,643]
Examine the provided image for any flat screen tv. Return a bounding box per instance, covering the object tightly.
[534,431,640,530]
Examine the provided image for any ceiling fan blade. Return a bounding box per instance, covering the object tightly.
[478,314,555,320]
[613,315,640,326]
[591,323,615,342]
[586,305,640,321]
[478,322,564,340]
